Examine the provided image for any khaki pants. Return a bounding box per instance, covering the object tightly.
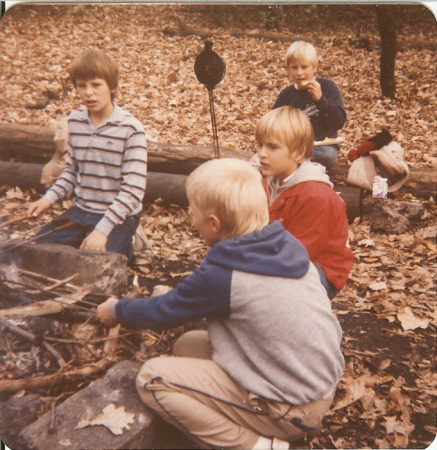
[136,330,334,449]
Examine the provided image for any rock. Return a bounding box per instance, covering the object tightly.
[5,241,129,297]
[0,394,44,450]
[362,198,424,233]
[19,360,156,450]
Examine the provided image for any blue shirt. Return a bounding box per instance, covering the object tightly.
[273,77,346,141]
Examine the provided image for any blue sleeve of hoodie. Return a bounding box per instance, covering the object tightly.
[113,260,232,331]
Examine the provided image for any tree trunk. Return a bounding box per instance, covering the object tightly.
[377,5,397,99]
[0,122,250,174]
[0,161,189,206]
[0,122,56,162]
[0,161,364,221]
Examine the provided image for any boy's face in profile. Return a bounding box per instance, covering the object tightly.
[288,59,316,89]
[257,138,299,183]
[76,78,115,120]
[188,201,222,247]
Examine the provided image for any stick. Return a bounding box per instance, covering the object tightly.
[1,279,97,308]
[0,285,94,318]
[0,317,67,368]
[0,317,38,342]
[17,268,79,291]
[48,399,56,434]
[0,357,114,394]
[103,324,121,357]
[43,341,67,368]
[44,274,79,292]
[0,215,31,229]
[0,219,74,251]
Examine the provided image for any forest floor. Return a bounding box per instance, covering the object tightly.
[0,3,436,449]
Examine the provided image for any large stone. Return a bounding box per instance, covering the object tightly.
[19,360,156,450]
[362,198,425,234]
[4,240,128,297]
[0,394,44,450]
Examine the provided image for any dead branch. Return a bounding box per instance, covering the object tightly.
[0,357,114,394]
[17,269,79,291]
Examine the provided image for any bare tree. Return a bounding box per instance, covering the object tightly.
[377,5,397,99]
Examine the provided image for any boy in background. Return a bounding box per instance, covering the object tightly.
[256,106,354,299]
[97,158,345,450]
[273,40,346,169]
[28,48,147,262]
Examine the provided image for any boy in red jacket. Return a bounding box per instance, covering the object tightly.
[256,106,354,299]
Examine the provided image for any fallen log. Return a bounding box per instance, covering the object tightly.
[0,161,189,205]
[328,163,436,199]
[163,17,436,51]
[0,121,250,174]
[1,122,435,197]
[0,161,362,221]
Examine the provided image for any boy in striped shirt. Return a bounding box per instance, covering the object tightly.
[28,48,147,262]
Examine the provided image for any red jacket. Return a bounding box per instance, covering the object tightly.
[263,178,354,290]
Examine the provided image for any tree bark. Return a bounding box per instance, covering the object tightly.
[0,122,250,174]
[0,161,364,220]
[0,161,189,205]
[377,5,397,99]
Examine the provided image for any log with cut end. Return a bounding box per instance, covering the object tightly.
[0,122,250,175]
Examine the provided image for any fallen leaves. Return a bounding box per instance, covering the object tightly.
[76,403,135,435]
[0,4,436,165]
[0,4,436,449]
[397,307,430,331]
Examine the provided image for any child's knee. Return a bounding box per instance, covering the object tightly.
[173,330,212,359]
[311,146,338,169]
[136,358,164,399]
[136,356,185,394]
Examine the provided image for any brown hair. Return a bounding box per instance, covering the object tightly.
[69,48,118,100]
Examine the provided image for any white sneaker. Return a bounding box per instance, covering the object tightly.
[272,437,289,449]
[132,225,149,252]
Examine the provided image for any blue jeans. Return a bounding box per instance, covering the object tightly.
[311,145,338,169]
[33,206,140,262]
[314,263,339,300]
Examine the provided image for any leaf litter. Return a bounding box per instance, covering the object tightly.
[0,3,436,449]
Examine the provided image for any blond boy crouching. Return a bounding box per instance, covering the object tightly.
[97,158,345,449]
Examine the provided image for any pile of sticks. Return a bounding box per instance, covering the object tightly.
[0,268,169,397]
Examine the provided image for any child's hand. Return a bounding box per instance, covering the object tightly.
[28,198,51,217]
[306,79,322,102]
[96,297,119,327]
[80,228,108,252]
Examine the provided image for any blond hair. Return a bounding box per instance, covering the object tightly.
[285,41,318,69]
[69,48,118,100]
[186,158,269,240]
[255,106,314,163]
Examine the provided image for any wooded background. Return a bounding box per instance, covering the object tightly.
[0,3,436,166]
[0,4,436,450]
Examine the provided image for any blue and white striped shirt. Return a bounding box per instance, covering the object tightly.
[44,104,147,236]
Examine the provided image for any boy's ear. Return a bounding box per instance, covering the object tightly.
[208,214,221,233]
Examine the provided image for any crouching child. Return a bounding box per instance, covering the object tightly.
[96,158,345,449]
